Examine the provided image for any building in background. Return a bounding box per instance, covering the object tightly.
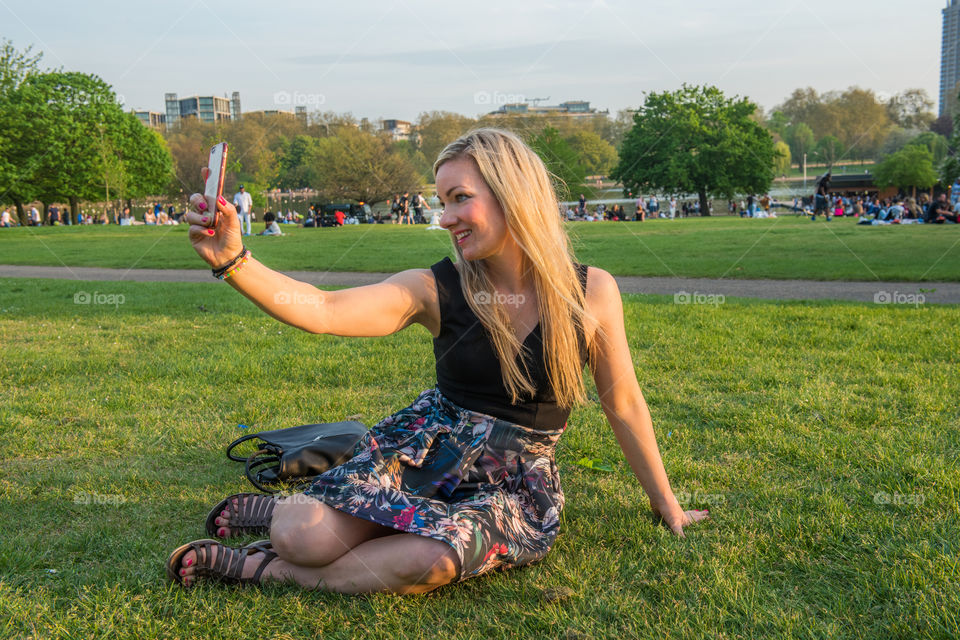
[246,106,308,120]
[486,99,606,118]
[132,110,166,130]
[164,92,239,127]
[941,0,960,116]
[381,119,413,141]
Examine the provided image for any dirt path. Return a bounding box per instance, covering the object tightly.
[1,264,956,304]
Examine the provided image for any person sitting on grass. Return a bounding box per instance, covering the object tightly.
[258,211,283,236]
[167,128,708,594]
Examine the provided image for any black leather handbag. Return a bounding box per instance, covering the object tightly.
[225,421,368,493]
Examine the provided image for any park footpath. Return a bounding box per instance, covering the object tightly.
[1,265,958,304]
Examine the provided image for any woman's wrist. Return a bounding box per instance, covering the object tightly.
[211,245,248,277]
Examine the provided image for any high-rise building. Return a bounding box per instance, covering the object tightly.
[941,1,960,115]
[164,92,238,127]
[132,110,166,130]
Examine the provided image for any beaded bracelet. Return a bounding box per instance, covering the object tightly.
[211,245,248,279]
[219,249,251,281]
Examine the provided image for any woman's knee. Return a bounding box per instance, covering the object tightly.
[394,538,459,590]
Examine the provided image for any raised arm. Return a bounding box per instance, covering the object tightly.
[183,192,439,338]
[585,267,709,536]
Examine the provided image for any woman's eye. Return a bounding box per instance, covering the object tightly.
[455,194,468,203]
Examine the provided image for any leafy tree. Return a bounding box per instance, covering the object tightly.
[306,127,421,205]
[612,85,776,216]
[907,131,948,164]
[773,141,791,176]
[874,145,937,197]
[415,111,476,166]
[785,122,814,173]
[276,134,320,190]
[565,129,617,176]
[886,89,935,130]
[815,135,844,167]
[0,39,44,223]
[528,126,588,200]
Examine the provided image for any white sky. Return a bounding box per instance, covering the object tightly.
[0,0,945,121]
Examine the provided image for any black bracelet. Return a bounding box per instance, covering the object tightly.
[212,245,248,278]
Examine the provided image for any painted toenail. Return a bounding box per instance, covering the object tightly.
[180,569,186,576]
[222,510,228,516]
[185,558,192,567]
[218,527,227,536]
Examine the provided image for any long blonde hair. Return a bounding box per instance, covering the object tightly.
[433,128,591,409]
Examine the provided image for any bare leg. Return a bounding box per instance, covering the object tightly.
[177,525,459,593]
[268,495,392,567]
[264,533,459,594]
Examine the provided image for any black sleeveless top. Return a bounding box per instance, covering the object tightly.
[430,257,590,430]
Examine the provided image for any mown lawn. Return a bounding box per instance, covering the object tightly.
[0,278,957,639]
[1,216,957,281]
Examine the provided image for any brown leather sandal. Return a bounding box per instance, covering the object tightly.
[166,539,276,587]
[205,492,277,538]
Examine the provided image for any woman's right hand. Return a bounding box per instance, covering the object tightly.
[184,170,244,270]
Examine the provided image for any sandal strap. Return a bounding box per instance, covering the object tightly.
[193,540,276,585]
[238,494,276,529]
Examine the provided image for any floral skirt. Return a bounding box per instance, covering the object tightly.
[303,387,565,581]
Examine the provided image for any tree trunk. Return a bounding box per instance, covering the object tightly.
[70,196,80,224]
[13,200,26,226]
[699,189,711,217]
[42,202,50,225]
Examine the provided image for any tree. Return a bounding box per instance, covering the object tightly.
[306,127,421,205]
[276,134,320,190]
[907,131,948,164]
[887,89,935,130]
[415,111,476,166]
[773,141,791,176]
[785,122,814,173]
[527,126,588,201]
[565,129,617,176]
[815,135,844,168]
[612,85,776,216]
[0,39,44,224]
[874,145,937,197]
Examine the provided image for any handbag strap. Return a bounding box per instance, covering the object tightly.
[245,449,281,493]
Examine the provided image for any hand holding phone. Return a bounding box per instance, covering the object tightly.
[203,142,228,227]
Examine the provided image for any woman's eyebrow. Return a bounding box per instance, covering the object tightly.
[443,185,466,198]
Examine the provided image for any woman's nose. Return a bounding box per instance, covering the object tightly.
[438,209,453,228]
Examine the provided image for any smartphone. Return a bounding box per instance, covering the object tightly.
[204,142,228,226]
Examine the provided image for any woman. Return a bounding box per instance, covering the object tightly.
[167,129,707,594]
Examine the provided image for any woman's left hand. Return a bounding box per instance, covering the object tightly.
[656,507,710,537]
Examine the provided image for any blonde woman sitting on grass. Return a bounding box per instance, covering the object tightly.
[166,128,708,593]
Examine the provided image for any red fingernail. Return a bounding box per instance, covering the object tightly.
[185,558,192,566]
[207,229,215,235]
[218,196,227,206]
[198,201,207,211]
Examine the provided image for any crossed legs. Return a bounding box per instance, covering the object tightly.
[177,495,460,594]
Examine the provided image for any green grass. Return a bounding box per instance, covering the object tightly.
[0,278,957,639]
[1,216,959,282]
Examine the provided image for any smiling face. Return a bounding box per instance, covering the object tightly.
[436,156,514,261]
